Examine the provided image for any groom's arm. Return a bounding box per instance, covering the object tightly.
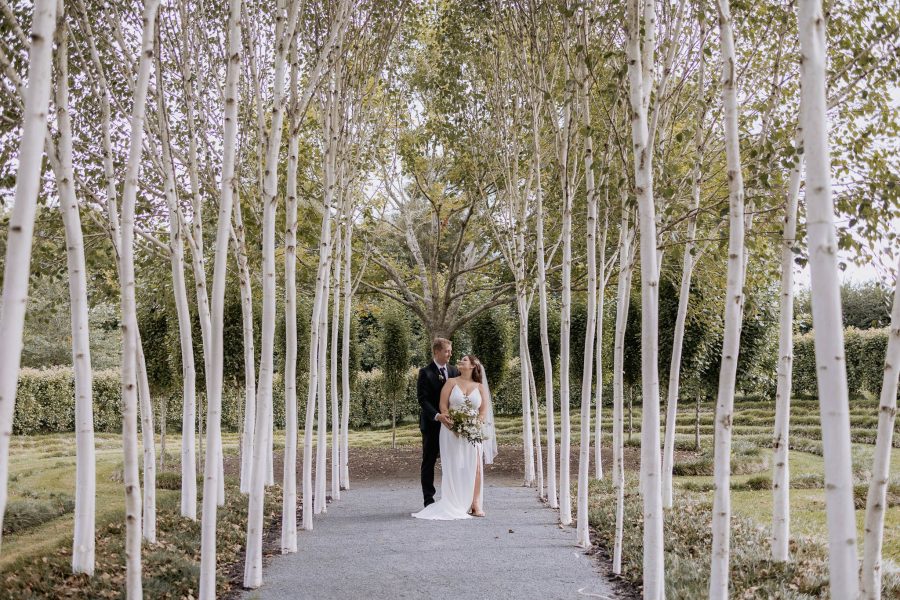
[417,368,440,422]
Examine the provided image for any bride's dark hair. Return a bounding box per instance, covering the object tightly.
[463,355,483,384]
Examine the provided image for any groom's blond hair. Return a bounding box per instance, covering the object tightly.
[432,338,451,353]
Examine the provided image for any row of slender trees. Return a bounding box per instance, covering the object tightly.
[0,0,898,599]
[0,0,404,597]
[465,1,898,599]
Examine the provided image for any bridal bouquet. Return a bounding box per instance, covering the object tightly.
[448,399,487,446]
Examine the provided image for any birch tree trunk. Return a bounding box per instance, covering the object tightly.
[198,0,241,595]
[661,11,706,510]
[330,222,343,502]
[860,254,900,599]
[524,342,545,500]
[234,196,256,495]
[594,210,608,481]
[515,197,535,490]
[154,49,197,521]
[558,77,575,523]
[532,98,557,509]
[176,18,223,504]
[135,337,156,543]
[708,2,748,595]
[116,2,160,594]
[0,0,56,550]
[315,69,341,516]
[315,253,332,513]
[281,61,300,554]
[626,0,664,594]
[799,2,860,597]
[303,206,331,529]
[612,213,634,575]
[244,1,300,587]
[772,128,803,561]
[49,11,95,572]
[340,219,353,490]
[576,14,597,546]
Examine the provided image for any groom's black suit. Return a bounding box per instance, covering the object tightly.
[417,361,459,506]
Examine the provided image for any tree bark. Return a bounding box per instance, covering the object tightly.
[154,46,197,521]
[49,10,96,572]
[199,0,241,594]
[772,127,803,561]
[0,0,57,550]
[244,0,300,588]
[331,222,343,500]
[230,194,256,495]
[281,61,300,553]
[117,2,160,594]
[860,255,900,599]
[709,2,748,596]
[799,1,860,597]
[532,96,557,509]
[340,219,353,490]
[576,11,597,547]
[626,0,664,594]
[136,334,156,543]
[612,213,634,575]
[661,9,706,509]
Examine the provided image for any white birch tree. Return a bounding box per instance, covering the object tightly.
[117,1,161,594]
[799,1,860,597]
[860,255,900,599]
[47,5,95,572]
[198,0,241,594]
[244,0,301,587]
[624,0,664,594]
[771,126,803,561]
[661,7,707,509]
[575,4,597,548]
[281,41,300,554]
[0,0,56,550]
[708,1,749,595]
[612,209,634,575]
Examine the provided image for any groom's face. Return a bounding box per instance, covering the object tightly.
[434,344,452,365]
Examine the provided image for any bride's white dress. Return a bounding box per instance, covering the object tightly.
[412,384,483,520]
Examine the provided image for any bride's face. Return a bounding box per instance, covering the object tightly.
[458,356,473,375]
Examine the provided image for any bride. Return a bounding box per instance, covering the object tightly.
[412,354,497,520]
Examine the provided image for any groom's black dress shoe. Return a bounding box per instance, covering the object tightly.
[424,498,434,507]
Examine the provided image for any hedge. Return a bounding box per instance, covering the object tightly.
[792,327,889,399]
[13,367,287,435]
[20,326,889,435]
[15,360,532,434]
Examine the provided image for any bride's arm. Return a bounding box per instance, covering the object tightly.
[438,379,453,428]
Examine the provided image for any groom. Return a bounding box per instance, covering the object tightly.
[417,337,458,507]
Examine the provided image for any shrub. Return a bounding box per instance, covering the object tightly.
[2,494,74,536]
[672,442,768,477]
[156,471,182,491]
[853,483,900,510]
[738,475,772,491]
[792,327,891,399]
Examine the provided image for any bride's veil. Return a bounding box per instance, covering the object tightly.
[480,364,498,464]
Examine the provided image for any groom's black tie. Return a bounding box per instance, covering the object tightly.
[440,366,447,380]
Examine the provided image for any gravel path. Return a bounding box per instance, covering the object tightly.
[242,480,620,600]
